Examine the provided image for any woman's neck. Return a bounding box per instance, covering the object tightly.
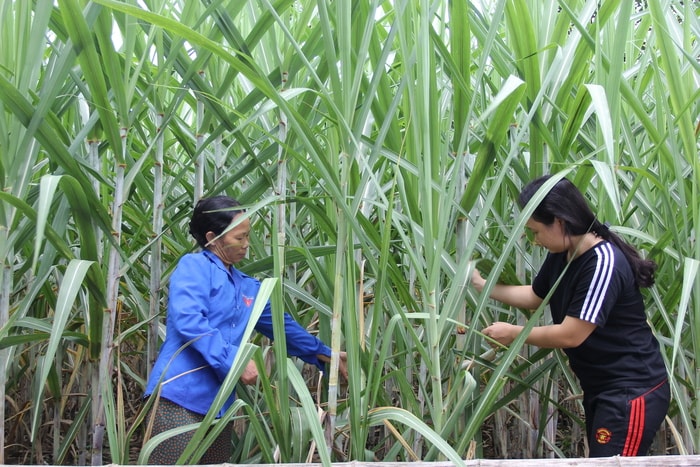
[567,232,603,261]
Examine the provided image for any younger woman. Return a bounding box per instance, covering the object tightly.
[471,175,669,457]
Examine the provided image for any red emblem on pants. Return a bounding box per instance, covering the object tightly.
[595,427,612,444]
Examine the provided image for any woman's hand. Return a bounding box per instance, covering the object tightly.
[482,321,522,348]
[471,267,486,293]
[318,351,348,381]
[482,317,596,350]
[471,265,543,310]
[337,351,348,381]
[240,360,259,385]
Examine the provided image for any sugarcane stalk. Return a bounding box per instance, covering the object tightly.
[194,71,205,203]
[147,113,165,377]
[91,127,126,465]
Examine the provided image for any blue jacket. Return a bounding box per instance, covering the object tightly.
[144,250,331,415]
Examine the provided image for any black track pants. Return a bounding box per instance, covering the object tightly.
[583,379,670,457]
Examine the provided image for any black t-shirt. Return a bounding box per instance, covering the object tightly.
[532,241,667,393]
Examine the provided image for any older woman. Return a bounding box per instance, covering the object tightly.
[144,195,346,464]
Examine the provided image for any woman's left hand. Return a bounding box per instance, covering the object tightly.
[337,351,348,381]
[318,351,348,381]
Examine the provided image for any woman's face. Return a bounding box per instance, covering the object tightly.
[206,214,251,266]
[525,217,569,253]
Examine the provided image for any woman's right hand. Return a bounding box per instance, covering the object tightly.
[482,321,521,347]
[240,360,259,385]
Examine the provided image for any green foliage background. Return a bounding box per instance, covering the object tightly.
[0,0,698,464]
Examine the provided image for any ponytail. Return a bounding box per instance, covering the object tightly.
[592,219,657,288]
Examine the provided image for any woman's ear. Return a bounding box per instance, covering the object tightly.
[556,218,568,234]
[205,231,217,245]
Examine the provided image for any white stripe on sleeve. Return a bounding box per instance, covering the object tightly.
[580,243,614,323]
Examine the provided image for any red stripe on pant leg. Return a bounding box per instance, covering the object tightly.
[630,397,645,455]
[622,399,640,456]
[623,396,645,456]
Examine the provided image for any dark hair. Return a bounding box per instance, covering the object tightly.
[518,175,656,288]
[189,196,244,248]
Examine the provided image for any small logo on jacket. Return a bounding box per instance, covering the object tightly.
[243,295,254,307]
[595,427,612,444]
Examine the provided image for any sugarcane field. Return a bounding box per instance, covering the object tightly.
[0,0,698,465]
